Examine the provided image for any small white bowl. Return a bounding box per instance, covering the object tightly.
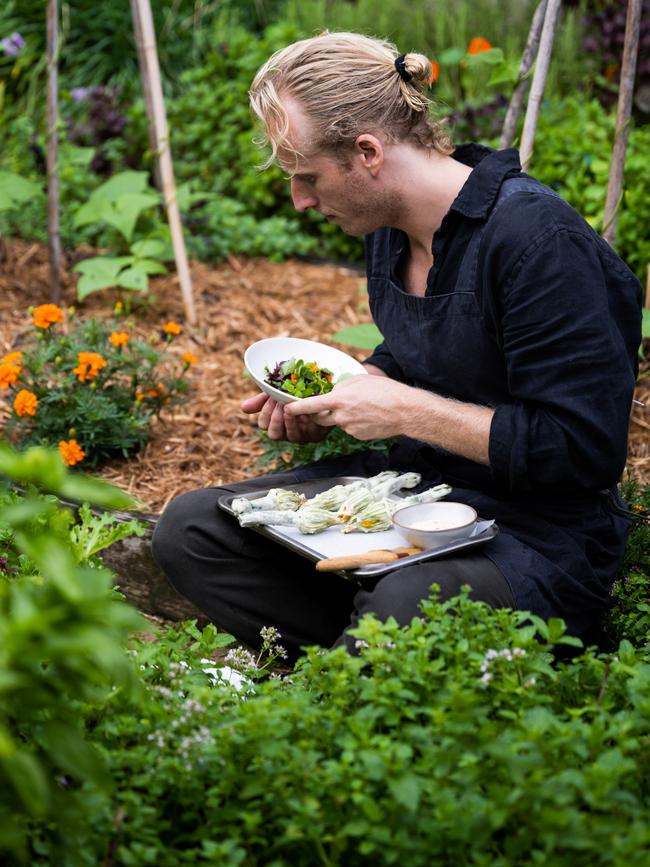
[392,501,478,549]
[244,337,367,404]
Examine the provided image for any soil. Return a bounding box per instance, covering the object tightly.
[1,238,648,513]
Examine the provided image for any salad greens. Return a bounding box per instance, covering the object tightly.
[265,357,336,398]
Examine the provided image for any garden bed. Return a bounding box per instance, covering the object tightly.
[0,237,648,515]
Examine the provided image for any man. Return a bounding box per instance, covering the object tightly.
[152,32,642,663]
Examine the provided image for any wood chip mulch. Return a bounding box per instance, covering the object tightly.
[1,238,648,514]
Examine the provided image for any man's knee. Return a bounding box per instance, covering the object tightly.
[151,487,221,571]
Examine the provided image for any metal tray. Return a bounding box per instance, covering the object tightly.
[218,476,498,581]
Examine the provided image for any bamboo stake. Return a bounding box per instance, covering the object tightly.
[130,0,162,190]
[499,0,548,150]
[131,0,196,325]
[602,0,642,247]
[519,0,562,171]
[46,0,61,304]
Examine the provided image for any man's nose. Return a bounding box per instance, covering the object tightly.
[290,178,317,212]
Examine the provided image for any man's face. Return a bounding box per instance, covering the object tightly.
[278,99,398,236]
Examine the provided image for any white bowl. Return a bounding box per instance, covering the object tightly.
[392,501,478,549]
[244,337,367,404]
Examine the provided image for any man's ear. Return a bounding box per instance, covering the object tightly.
[354,134,384,176]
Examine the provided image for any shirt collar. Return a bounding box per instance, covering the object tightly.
[449,144,523,220]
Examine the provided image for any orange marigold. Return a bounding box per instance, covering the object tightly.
[467,36,493,55]
[33,303,65,329]
[73,351,107,383]
[0,362,20,389]
[181,351,198,366]
[13,389,38,417]
[430,59,440,83]
[59,439,85,466]
[1,351,23,365]
[162,321,183,336]
[109,331,129,348]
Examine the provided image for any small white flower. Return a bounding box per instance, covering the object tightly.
[480,672,493,684]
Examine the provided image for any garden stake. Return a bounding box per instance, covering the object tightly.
[46,0,62,305]
[131,0,196,325]
[602,0,642,247]
[519,0,562,171]
[499,0,548,150]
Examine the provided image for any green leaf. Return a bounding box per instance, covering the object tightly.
[439,47,466,65]
[116,266,149,292]
[0,171,41,211]
[642,308,650,340]
[103,191,160,242]
[465,47,504,66]
[38,721,109,789]
[331,323,382,350]
[387,774,421,811]
[1,751,50,816]
[73,256,132,299]
[131,257,168,275]
[58,474,139,512]
[130,238,167,259]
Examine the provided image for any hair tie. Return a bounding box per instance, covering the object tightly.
[394,54,412,83]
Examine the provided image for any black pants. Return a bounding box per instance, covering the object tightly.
[151,468,515,663]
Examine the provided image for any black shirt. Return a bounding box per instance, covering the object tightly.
[365,144,642,496]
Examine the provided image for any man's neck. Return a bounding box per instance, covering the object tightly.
[389,148,473,256]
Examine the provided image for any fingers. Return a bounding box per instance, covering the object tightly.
[240,392,269,414]
[266,400,288,440]
[284,394,333,418]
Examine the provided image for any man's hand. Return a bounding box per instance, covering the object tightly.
[283,374,410,440]
[240,392,330,444]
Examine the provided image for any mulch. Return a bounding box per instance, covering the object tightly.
[1,238,648,513]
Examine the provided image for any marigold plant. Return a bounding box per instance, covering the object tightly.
[2,307,196,466]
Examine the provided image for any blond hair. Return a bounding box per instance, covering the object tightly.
[249,31,453,168]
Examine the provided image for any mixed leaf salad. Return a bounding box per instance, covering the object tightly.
[265,357,336,398]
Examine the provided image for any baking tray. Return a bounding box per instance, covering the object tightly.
[218,476,498,581]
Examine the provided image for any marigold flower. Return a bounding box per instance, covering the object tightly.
[1,351,22,365]
[0,362,20,389]
[430,59,440,83]
[147,388,159,398]
[181,351,198,366]
[109,331,129,348]
[13,389,38,417]
[32,303,64,329]
[162,320,182,336]
[467,36,493,55]
[73,351,107,383]
[59,438,85,466]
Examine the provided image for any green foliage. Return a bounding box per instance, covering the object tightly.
[71,171,169,301]
[256,427,395,471]
[17,589,650,865]
[607,479,650,649]
[2,307,195,466]
[0,444,145,864]
[332,322,383,351]
[0,170,40,212]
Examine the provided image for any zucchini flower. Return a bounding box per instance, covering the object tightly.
[364,471,400,489]
[389,484,452,512]
[295,507,341,535]
[337,487,378,522]
[238,509,299,528]
[232,488,305,515]
[307,480,367,511]
[238,506,341,535]
[371,472,422,499]
[342,500,393,534]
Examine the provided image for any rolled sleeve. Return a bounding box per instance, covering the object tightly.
[488,227,640,492]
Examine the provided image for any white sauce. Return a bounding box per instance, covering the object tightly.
[408,519,462,532]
